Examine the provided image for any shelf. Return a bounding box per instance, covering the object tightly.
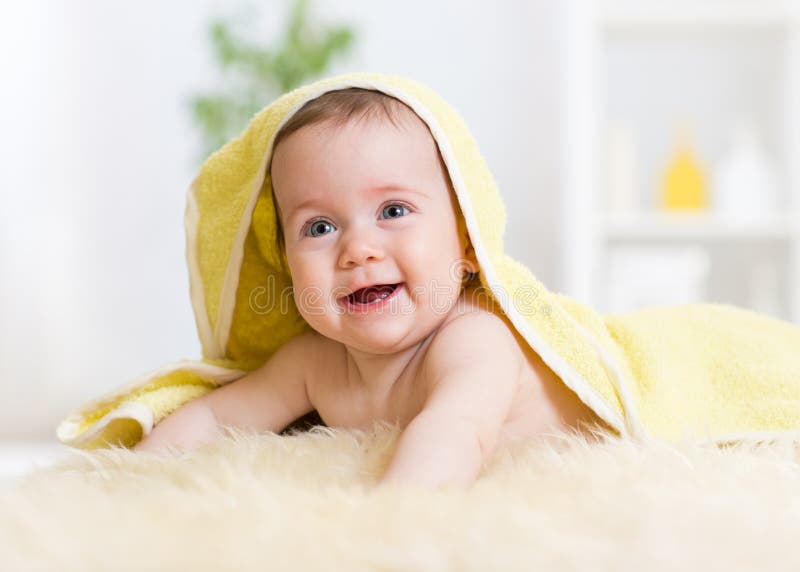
[599,1,798,30]
[597,211,799,241]
[561,0,800,322]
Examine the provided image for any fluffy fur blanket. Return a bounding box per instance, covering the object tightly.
[3,425,800,571]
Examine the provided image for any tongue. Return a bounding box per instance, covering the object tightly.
[351,284,396,304]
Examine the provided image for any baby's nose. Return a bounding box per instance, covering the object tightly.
[337,227,385,268]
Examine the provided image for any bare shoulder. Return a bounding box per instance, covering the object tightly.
[290,329,348,402]
[423,297,524,384]
[254,329,341,394]
[277,328,343,373]
[280,328,332,354]
[266,329,322,369]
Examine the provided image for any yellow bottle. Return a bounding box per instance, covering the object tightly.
[660,125,708,211]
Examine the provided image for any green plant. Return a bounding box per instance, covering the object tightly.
[190,0,356,161]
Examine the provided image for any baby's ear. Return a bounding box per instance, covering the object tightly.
[463,240,478,274]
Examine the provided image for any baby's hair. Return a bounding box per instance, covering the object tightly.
[273,87,408,149]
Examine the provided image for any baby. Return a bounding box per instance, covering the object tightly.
[134,88,604,489]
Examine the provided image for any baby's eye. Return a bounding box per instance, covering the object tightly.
[380,203,411,220]
[304,219,336,237]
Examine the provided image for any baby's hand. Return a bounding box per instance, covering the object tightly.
[377,413,484,491]
[133,398,221,456]
[377,310,520,490]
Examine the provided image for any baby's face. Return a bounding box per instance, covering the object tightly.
[270,107,473,354]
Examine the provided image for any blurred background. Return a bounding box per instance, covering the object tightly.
[1,0,798,474]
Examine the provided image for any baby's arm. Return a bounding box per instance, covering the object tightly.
[134,332,316,455]
[378,311,521,490]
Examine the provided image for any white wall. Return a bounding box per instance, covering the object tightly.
[0,0,563,438]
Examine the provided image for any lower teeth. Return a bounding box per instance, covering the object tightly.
[352,285,396,304]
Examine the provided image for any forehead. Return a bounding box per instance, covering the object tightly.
[270,107,449,208]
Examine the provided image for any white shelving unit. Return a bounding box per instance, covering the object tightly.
[561,0,800,323]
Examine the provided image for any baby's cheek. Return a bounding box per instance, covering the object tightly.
[402,236,437,273]
[286,263,325,311]
[405,245,460,312]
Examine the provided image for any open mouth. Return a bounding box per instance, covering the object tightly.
[343,283,402,307]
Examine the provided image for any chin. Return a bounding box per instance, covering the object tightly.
[352,340,414,355]
[304,303,436,354]
[343,324,423,355]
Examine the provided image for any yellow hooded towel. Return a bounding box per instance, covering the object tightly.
[57,72,800,450]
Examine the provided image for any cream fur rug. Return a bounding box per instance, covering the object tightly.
[2,424,800,571]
